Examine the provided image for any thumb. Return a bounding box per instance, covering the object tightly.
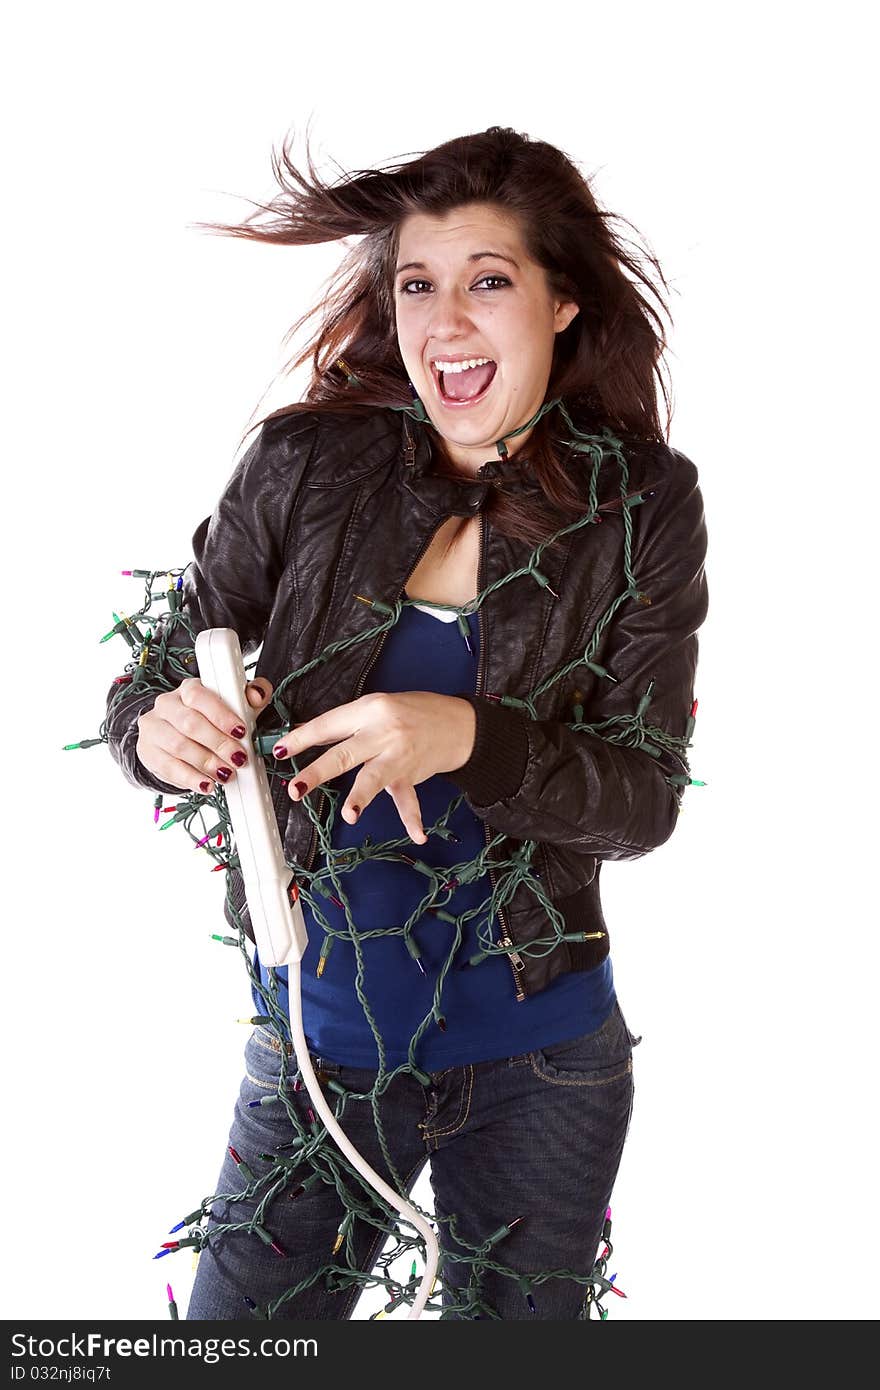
[246,679,273,707]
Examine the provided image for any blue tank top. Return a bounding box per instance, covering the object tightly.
[251,602,615,1069]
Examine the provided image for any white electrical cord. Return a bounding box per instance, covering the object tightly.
[194,627,440,1319]
[287,962,440,1319]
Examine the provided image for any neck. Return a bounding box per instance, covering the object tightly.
[434,398,563,478]
[434,434,530,480]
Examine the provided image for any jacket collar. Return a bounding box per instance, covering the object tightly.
[398,411,492,515]
[396,403,669,514]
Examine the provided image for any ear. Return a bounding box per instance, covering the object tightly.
[554,299,580,334]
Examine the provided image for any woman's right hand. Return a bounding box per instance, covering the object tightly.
[135,676,275,794]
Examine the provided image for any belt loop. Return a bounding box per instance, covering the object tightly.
[314,1055,342,1078]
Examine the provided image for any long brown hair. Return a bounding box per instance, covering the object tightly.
[191,124,674,547]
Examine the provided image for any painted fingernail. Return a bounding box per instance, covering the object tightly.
[350,805,361,818]
[230,750,247,767]
[293,780,308,798]
[273,745,288,758]
[230,725,246,740]
[216,767,232,782]
[199,780,211,793]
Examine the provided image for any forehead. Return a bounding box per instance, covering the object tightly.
[396,202,525,257]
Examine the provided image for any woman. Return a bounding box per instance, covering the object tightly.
[106,125,709,1320]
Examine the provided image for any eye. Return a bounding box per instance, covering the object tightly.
[398,274,512,295]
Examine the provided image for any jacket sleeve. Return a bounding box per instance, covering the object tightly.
[104,413,320,795]
[447,447,709,860]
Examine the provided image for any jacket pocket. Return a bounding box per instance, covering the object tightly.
[540,839,599,901]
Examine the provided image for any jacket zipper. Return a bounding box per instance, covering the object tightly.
[298,506,525,998]
[280,458,628,981]
[474,509,526,1002]
[300,514,450,877]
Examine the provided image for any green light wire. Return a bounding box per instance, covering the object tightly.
[78,417,701,1320]
[385,390,564,461]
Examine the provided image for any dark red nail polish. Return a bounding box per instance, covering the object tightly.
[230,725,246,739]
[273,745,288,759]
[293,780,308,797]
[199,780,211,793]
[230,750,247,767]
[350,805,361,817]
[216,767,232,782]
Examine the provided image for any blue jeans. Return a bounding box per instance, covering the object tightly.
[187,1001,640,1321]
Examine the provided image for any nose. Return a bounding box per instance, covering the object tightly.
[425,285,476,343]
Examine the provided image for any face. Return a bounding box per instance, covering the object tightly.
[393,203,579,475]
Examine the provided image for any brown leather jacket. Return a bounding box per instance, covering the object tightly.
[105,402,709,1001]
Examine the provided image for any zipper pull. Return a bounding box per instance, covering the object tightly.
[499,934,525,972]
[403,418,415,468]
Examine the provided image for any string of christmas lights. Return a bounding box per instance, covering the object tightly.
[68,416,704,1319]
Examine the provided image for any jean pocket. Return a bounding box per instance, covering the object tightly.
[242,1027,295,1095]
[530,1002,635,1086]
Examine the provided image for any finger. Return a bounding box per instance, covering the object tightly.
[148,724,238,790]
[173,677,254,746]
[386,781,427,843]
[286,736,366,801]
[144,746,219,797]
[277,696,373,761]
[155,693,251,777]
[246,679,273,708]
[136,712,220,795]
[339,775,426,843]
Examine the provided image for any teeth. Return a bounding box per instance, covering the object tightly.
[433,357,493,374]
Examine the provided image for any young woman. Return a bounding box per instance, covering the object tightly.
[106,125,709,1320]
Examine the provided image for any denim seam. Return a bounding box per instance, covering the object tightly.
[527,1055,633,1088]
[244,1071,281,1091]
[252,1028,291,1057]
[420,1085,432,1150]
[423,1066,474,1141]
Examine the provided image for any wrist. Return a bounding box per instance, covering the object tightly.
[447,695,477,770]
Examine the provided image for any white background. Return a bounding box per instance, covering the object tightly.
[4,0,876,1322]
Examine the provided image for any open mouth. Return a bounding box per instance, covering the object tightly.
[432,360,497,407]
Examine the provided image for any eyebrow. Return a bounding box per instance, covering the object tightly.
[395,250,520,276]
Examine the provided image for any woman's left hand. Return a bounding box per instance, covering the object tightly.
[273,692,477,844]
